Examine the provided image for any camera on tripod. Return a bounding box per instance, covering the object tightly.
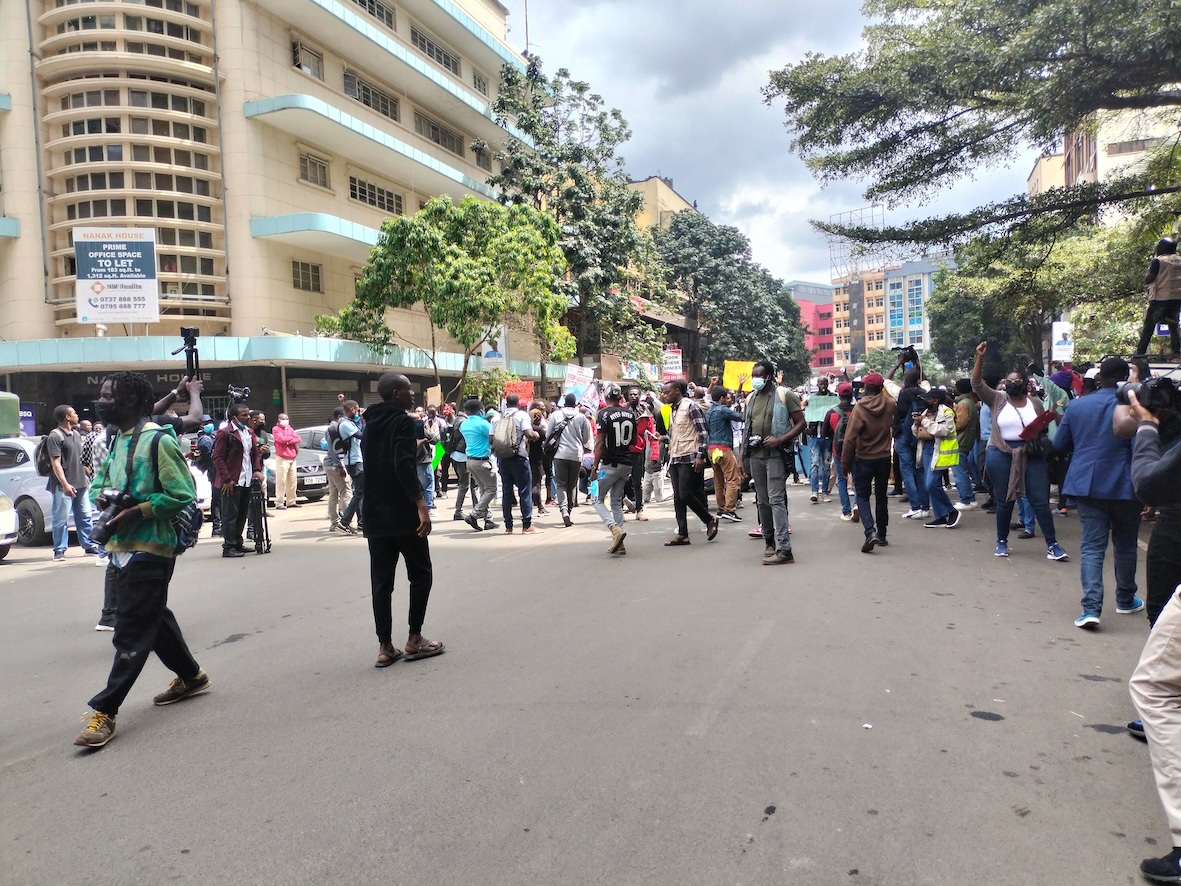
[171,327,201,377]
[227,384,251,403]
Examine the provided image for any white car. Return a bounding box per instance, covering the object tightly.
[0,491,17,560]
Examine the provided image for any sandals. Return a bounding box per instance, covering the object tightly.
[404,639,446,661]
[664,536,691,546]
[374,648,403,668]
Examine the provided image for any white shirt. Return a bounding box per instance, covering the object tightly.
[995,399,1038,443]
[236,425,253,485]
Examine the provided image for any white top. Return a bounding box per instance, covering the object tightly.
[995,399,1038,442]
[236,426,253,485]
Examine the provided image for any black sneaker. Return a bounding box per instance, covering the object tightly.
[924,515,949,528]
[1141,848,1181,883]
[945,509,961,529]
[222,548,245,558]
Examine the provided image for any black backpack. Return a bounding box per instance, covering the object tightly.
[149,430,203,555]
[831,404,854,459]
[34,429,65,477]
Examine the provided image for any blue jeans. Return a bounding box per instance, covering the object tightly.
[52,485,94,553]
[923,445,955,520]
[836,467,852,514]
[1017,497,1034,533]
[896,425,928,510]
[984,445,1057,544]
[809,437,831,495]
[950,448,977,504]
[498,455,533,529]
[416,463,435,509]
[1076,497,1141,616]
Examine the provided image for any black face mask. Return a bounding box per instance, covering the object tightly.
[1004,381,1026,398]
[93,400,118,424]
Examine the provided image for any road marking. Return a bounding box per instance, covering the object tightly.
[685,619,776,737]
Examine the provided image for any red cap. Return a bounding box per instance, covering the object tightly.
[863,372,885,387]
[837,383,853,396]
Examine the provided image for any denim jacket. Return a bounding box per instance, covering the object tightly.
[707,403,744,447]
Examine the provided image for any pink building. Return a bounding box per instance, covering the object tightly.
[788,280,835,372]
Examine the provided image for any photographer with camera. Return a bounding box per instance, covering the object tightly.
[1125,382,1181,882]
[212,402,265,559]
[74,371,209,749]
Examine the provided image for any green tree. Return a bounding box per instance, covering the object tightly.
[763,0,1181,247]
[489,58,654,363]
[317,196,572,401]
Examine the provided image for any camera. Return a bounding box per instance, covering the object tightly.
[746,435,765,451]
[92,488,141,546]
[1117,377,1178,412]
[227,384,251,403]
[892,345,919,364]
[179,326,199,341]
[171,327,201,376]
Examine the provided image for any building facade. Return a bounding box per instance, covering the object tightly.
[785,280,834,372]
[628,175,694,231]
[1,0,563,426]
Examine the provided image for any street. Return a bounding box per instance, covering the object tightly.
[0,491,1163,885]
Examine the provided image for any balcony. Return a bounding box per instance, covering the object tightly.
[250,213,380,264]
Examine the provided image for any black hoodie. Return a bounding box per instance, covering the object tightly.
[360,400,424,536]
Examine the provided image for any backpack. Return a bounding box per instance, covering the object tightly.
[34,429,65,477]
[832,404,853,459]
[492,411,523,458]
[333,419,352,454]
[149,430,203,555]
[195,434,215,473]
[449,415,467,455]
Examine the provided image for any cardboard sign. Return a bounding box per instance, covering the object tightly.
[723,360,755,392]
[505,380,535,403]
[661,348,683,382]
[562,364,595,399]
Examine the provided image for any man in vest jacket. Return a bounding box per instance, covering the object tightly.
[1137,237,1181,355]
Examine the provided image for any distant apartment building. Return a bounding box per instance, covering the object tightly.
[1063,110,1176,188]
[628,175,695,231]
[1027,152,1065,197]
[0,0,553,425]
[785,280,834,371]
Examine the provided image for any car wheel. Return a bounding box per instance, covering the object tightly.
[303,493,326,502]
[16,499,48,546]
[0,544,9,561]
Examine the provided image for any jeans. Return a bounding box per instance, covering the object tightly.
[368,534,433,641]
[1076,497,1141,616]
[341,464,365,527]
[593,462,632,530]
[853,457,891,540]
[219,485,250,552]
[809,437,831,495]
[553,457,580,515]
[498,455,532,529]
[1147,516,1181,626]
[643,459,666,503]
[450,460,470,513]
[750,455,790,552]
[896,425,928,510]
[711,447,741,512]
[52,485,94,553]
[950,448,977,504]
[88,555,199,717]
[466,459,497,521]
[836,465,852,515]
[984,445,1057,544]
[670,461,715,539]
[416,462,435,509]
[923,446,955,520]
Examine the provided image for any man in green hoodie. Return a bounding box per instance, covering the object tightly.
[841,372,897,553]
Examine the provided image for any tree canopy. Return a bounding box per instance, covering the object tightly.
[763,0,1181,246]
[317,195,571,401]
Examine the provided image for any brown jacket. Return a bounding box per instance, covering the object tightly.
[841,391,896,472]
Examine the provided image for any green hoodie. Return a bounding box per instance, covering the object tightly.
[90,422,196,558]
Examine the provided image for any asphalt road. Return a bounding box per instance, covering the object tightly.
[0,487,1165,885]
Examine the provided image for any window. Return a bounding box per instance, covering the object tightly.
[352,0,394,28]
[344,72,398,122]
[472,71,488,96]
[474,146,492,171]
[292,42,323,79]
[292,260,322,292]
[349,175,402,214]
[299,152,330,188]
[411,26,460,75]
[414,112,463,156]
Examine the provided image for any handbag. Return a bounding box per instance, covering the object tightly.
[1016,409,1051,459]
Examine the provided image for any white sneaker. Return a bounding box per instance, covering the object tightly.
[840,512,855,521]
[819,495,832,503]
[901,509,920,518]
[914,509,931,518]
[954,502,979,511]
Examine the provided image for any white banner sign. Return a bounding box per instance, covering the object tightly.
[74,227,159,324]
[1051,321,1074,362]
[562,364,595,398]
[662,347,683,381]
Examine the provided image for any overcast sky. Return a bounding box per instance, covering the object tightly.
[495,0,1034,286]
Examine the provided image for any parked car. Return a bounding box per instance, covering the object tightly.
[182,431,327,504]
[295,425,329,464]
[0,491,17,560]
[1,435,210,547]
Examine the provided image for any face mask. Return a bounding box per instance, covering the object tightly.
[751,377,767,391]
[203,423,214,434]
[1005,381,1026,398]
[93,400,117,424]
[279,419,289,427]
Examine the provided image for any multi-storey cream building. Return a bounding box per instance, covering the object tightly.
[1,0,560,425]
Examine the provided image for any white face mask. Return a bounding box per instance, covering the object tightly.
[279,419,289,427]
[751,377,767,391]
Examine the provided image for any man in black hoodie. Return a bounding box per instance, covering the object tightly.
[361,373,445,669]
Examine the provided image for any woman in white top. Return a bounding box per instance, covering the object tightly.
[971,341,1069,561]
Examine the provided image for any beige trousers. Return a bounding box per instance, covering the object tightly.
[1130,584,1181,843]
[326,467,351,525]
[274,456,298,507]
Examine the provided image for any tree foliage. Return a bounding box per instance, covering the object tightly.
[489,57,656,363]
[763,0,1181,246]
[653,211,811,384]
[317,196,571,401]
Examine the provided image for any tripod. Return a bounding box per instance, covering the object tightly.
[249,477,272,554]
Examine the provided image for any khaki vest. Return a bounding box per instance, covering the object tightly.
[1150,254,1181,301]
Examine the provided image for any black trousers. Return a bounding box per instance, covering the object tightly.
[342,464,365,527]
[1147,516,1181,626]
[89,556,199,716]
[1137,299,1181,355]
[670,462,713,537]
[220,485,250,552]
[627,451,646,511]
[853,456,891,541]
[368,534,433,642]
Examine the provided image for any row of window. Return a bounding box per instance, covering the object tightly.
[63,142,211,168]
[63,197,213,223]
[55,38,207,65]
[56,14,204,45]
[60,89,207,117]
[65,171,213,196]
[61,116,209,143]
[297,151,407,216]
[56,0,202,13]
